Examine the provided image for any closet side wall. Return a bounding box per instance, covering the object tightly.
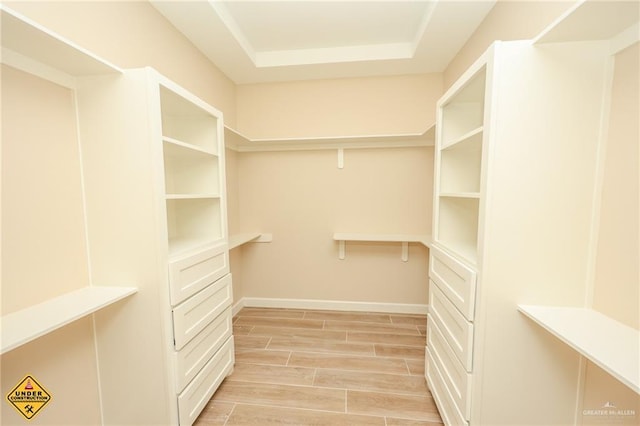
[580,42,640,425]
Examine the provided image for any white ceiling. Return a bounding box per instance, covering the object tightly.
[151,1,496,84]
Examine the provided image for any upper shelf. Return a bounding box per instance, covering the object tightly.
[534,0,640,45]
[1,286,137,355]
[0,5,121,87]
[518,305,640,395]
[224,125,435,152]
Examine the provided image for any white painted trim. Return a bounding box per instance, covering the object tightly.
[237,297,429,315]
[232,298,246,317]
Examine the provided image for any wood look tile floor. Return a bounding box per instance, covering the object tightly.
[194,307,443,426]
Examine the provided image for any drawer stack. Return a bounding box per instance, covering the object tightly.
[426,245,477,426]
[168,242,235,425]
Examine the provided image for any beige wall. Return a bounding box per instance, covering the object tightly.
[5,0,237,125]
[580,42,640,425]
[236,73,442,138]
[231,74,441,307]
[444,0,577,88]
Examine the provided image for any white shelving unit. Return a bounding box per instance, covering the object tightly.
[333,233,432,261]
[518,305,640,394]
[426,2,639,421]
[1,287,137,355]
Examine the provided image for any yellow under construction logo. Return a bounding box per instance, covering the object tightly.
[6,375,51,420]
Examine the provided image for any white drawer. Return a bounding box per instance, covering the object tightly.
[426,347,469,426]
[178,336,234,426]
[168,243,229,306]
[430,244,477,321]
[427,320,472,420]
[174,307,233,392]
[173,273,232,350]
[429,282,474,371]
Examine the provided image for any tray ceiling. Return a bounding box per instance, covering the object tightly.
[152,1,496,84]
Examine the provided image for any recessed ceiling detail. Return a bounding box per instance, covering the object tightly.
[151,1,496,83]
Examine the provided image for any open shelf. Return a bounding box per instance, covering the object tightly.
[224,124,435,152]
[333,233,432,261]
[229,233,273,250]
[436,197,479,266]
[440,68,486,147]
[0,5,121,85]
[1,286,137,355]
[534,0,640,45]
[518,305,640,394]
[166,198,222,255]
[160,86,219,154]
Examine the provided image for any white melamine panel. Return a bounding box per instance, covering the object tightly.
[426,348,469,426]
[178,337,234,426]
[440,68,486,148]
[168,243,229,306]
[428,320,473,419]
[174,308,233,392]
[172,274,232,350]
[429,284,474,371]
[430,245,477,321]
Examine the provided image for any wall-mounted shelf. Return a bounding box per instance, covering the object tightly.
[224,125,435,152]
[333,233,432,261]
[534,0,639,50]
[229,233,273,250]
[518,305,640,394]
[1,286,137,355]
[0,5,121,89]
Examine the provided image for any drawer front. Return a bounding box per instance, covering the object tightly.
[430,244,477,321]
[426,348,469,426]
[169,243,229,306]
[173,273,232,350]
[429,282,474,371]
[427,320,473,420]
[178,336,234,426]
[174,307,233,392]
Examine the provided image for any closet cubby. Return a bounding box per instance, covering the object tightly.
[439,129,482,195]
[160,85,219,154]
[440,68,486,149]
[163,139,220,196]
[436,196,479,265]
[166,198,223,256]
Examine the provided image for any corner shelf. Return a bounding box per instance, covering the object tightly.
[1,286,138,355]
[333,233,432,261]
[229,233,273,250]
[518,305,640,394]
[224,125,435,152]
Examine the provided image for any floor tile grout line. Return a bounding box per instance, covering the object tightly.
[222,402,236,426]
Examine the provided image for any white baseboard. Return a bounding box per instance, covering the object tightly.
[233,297,429,315]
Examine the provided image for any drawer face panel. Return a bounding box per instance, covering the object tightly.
[427,320,473,420]
[429,283,474,371]
[174,307,233,392]
[178,336,234,426]
[430,245,477,321]
[169,243,229,306]
[426,348,469,426]
[173,273,232,350]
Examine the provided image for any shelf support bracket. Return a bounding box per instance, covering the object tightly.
[337,148,344,169]
[338,240,346,260]
[401,242,409,262]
